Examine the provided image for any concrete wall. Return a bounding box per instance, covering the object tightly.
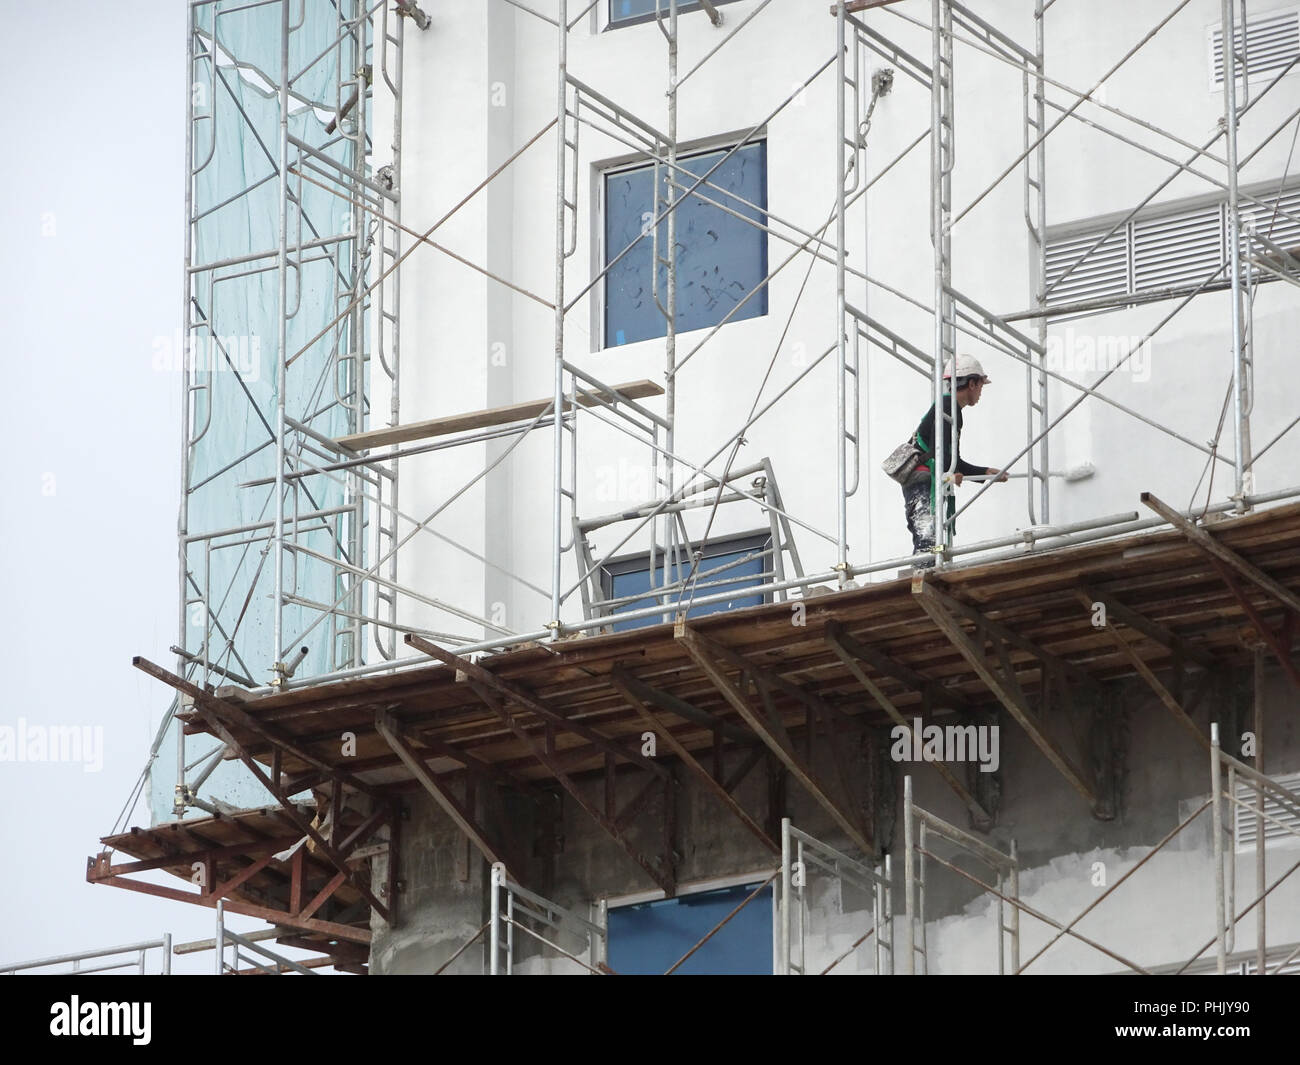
[365,0,1300,973]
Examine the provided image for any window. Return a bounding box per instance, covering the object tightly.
[607,882,774,974]
[600,532,772,631]
[1043,181,1300,310]
[603,141,768,347]
[607,0,744,30]
[1210,7,1300,87]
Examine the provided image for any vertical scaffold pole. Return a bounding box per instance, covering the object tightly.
[272,0,292,684]
[780,816,792,974]
[1221,0,1250,507]
[1025,0,1050,525]
[1009,838,1020,973]
[835,1,849,584]
[490,862,504,975]
[1254,648,1266,973]
[883,847,894,972]
[215,899,225,976]
[1210,722,1227,974]
[930,0,955,557]
[918,818,928,973]
[341,1,367,671]
[903,775,916,973]
[176,1,199,817]
[659,0,681,616]
[550,0,569,636]
[375,1,405,659]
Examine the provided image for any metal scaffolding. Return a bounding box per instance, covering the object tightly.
[161,1,1300,813]
[891,709,1300,975]
[91,0,1300,974]
[779,817,894,974]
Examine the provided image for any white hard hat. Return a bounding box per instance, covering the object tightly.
[942,354,990,383]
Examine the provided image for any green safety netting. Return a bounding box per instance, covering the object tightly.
[150,1,369,822]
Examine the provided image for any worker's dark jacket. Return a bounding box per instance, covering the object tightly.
[913,393,985,478]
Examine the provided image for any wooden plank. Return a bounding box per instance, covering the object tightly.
[1142,492,1300,615]
[404,633,668,779]
[135,661,391,921]
[825,620,972,710]
[337,379,664,451]
[610,671,756,744]
[1209,561,1300,692]
[88,873,370,944]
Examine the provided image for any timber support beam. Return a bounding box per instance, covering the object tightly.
[463,679,676,896]
[676,625,874,855]
[1141,493,1300,692]
[824,623,993,830]
[912,577,1102,813]
[609,669,779,853]
[375,710,519,875]
[403,634,668,779]
[1074,590,1210,751]
[133,657,390,923]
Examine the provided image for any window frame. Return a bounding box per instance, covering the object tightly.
[597,136,769,351]
[604,875,776,974]
[606,867,778,974]
[597,530,774,629]
[604,0,746,32]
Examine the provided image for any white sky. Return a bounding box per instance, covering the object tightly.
[0,0,282,973]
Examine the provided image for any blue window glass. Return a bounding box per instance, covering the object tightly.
[608,883,773,974]
[608,0,744,30]
[604,141,768,347]
[605,538,768,631]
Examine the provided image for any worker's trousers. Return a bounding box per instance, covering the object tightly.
[902,470,954,565]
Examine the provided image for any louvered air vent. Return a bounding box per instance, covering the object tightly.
[1211,7,1300,85]
[1234,770,1300,850]
[1133,203,1224,291]
[1240,186,1300,251]
[1044,226,1129,305]
[1044,182,1299,309]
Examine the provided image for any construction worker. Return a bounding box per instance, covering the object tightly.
[902,354,1008,566]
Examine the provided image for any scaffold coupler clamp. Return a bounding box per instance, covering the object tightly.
[270,662,289,691]
[395,1,431,31]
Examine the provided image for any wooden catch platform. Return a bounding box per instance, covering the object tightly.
[165,498,1300,787]
[91,804,377,968]
[97,496,1300,935]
